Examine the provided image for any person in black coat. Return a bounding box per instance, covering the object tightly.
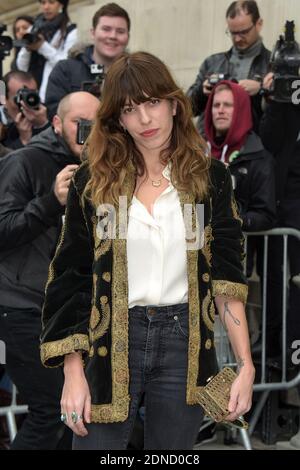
[187,1,270,135]
[259,72,300,358]
[0,91,99,449]
[2,70,49,150]
[45,2,130,120]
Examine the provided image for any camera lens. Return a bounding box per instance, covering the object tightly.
[24,91,40,108]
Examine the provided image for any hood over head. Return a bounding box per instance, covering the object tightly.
[204,80,253,163]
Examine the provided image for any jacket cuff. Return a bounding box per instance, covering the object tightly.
[40,334,90,368]
[212,280,248,304]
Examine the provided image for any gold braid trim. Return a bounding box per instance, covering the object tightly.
[41,334,89,367]
[212,280,248,304]
[42,208,68,329]
[231,197,242,224]
[90,301,111,343]
[91,215,112,261]
[89,169,134,423]
[202,290,215,332]
[90,306,100,330]
[178,191,202,405]
[202,224,214,267]
[91,399,129,423]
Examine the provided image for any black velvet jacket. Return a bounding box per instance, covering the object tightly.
[40,158,248,423]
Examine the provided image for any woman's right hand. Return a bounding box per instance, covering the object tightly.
[61,352,91,437]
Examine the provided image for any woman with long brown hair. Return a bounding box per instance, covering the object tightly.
[40,51,255,450]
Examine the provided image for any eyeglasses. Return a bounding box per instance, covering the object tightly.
[226,24,255,38]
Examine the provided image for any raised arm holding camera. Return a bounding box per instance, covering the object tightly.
[187,1,270,135]
[16,1,78,102]
[2,71,49,149]
[258,20,300,360]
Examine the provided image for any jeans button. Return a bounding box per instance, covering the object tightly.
[148,308,155,316]
[174,315,178,320]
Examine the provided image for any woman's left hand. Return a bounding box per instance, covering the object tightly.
[226,365,255,422]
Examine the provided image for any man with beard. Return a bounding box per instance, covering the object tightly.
[0,91,99,449]
[187,1,270,135]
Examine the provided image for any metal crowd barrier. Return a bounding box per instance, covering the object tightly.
[1,230,299,448]
[0,383,28,442]
[216,228,300,449]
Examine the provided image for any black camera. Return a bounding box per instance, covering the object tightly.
[208,73,238,87]
[269,20,300,102]
[0,23,13,59]
[14,87,40,111]
[208,73,229,86]
[76,119,93,145]
[14,13,63,48]
[81,64,105,97]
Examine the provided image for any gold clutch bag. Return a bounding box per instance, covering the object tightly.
[197,367,248,430]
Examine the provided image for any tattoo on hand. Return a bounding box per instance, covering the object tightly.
[222,302,241,331]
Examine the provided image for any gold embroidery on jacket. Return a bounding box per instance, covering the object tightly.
[102,272,111,283]
[231,197,242,224]
[202,224,214,267]
[202,290,215,332]
[90,166,135,423]
[90,306,100,330]
[43,207,68,327]
[41,334,90,367]
[90,301,110,343]
[95,240,112,260]
[178,191,201,404]
[98,346,108,357]
[91,215,112,260]
[212,280,248,304]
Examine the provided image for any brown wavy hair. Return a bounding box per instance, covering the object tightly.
[85,51,210,206]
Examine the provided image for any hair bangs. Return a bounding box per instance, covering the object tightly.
[118,61,174,109]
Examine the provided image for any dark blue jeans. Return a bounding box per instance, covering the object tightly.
[73,303,204,450]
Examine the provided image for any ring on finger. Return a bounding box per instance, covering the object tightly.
[71,411,83,424]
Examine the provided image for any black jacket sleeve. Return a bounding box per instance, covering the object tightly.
[210,164,248,304]
[187,59,210,116]
[0,153,63,250]
[41,177,93,367]
[241,152,276,231]
[259,100,285,154]
[45,60,72,121]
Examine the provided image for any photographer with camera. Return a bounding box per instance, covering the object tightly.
[258,22,300,362]
[16,1,77,103]
[1,70,49,149]
[45,2,130,120]
[187,1,270,135]
[0,91,99,449]
[10,15,34,71]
